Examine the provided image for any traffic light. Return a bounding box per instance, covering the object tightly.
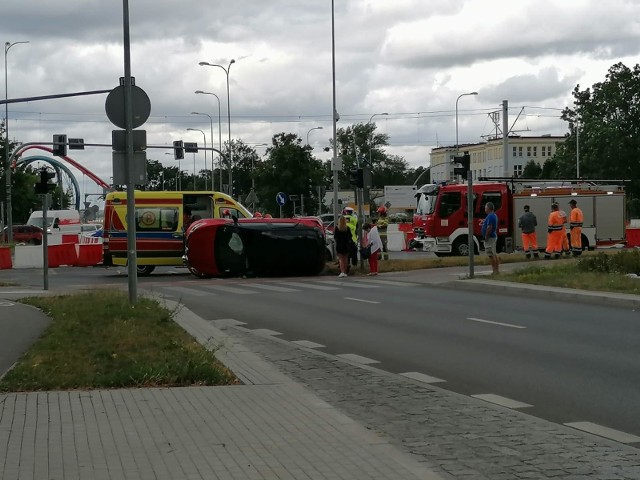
[452,152,471,180]
[35,168,56,194]
[348,167,364,188]
[173,140,184,160]
[52,134,67,157]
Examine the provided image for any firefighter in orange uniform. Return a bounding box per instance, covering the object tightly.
[559,207,571,256]
[545,203,564,259]
[569,199,584,256]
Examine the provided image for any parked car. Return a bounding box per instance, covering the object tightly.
[184,217,326,278]
[2,225,44,245]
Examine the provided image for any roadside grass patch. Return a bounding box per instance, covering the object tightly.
[0,290,237,392]
[500,259,640,295]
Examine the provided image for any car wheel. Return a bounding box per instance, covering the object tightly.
[136,265,155,276]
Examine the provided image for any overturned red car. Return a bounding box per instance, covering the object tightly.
[183,216,326,278]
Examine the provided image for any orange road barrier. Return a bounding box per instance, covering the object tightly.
[76,243,103,267]
[48,243,78,268]
[0,246,12,269]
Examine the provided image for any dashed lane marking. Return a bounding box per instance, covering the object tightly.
[212,319,247,327]
[400,372,446,384]
[200,285,259,295]
[467,317,526,329]
[358,279,421,287]
[344,297,380,304]
[337,353,380,365]
[321,280,380,289]
[291,340,326,349]
[163,285,211,297]
[277,281,339,291]
[472,394,532,409]
[242,284,299,293]
[251,329,282,336]
[565,422,640,444]
[0,301,15,306]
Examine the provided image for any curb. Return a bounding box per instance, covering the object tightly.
[453,278,640,309]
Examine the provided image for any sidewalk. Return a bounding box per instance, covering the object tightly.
[0,298,442,480]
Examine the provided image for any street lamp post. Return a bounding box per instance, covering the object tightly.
[455,91,478,153]
[368,112,388,164]
[186,128,206,190]
[4,40,29,244]
[199,59,235,196]
[191,111,216,191]
[306,126,323,146]
[194,91,223,191]
[576,119,580,178]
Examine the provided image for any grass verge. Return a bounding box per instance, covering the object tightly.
[497,261,640,295]
[0,290,237,392]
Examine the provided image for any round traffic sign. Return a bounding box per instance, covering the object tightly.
[105,85,151,129]
[276,192,287,206]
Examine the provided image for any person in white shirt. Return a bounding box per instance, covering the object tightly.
[362,223,384,276]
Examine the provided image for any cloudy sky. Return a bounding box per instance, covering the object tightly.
[2,0,640,199]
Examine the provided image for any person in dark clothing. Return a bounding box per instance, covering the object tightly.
[333,215,352,277]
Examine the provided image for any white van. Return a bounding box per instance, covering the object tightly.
[27,209,81,234]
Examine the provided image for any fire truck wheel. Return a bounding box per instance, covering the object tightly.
[136,265,156,276]
[452,238,470,256]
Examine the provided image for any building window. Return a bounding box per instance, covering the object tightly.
[533,146,537,157]
[527,146,531,157]
[542,146,547,157]
[513,146,517,157]
[518,146,523,157]
[513,165,523,177]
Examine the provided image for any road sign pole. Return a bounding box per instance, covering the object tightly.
[41,194,49,291]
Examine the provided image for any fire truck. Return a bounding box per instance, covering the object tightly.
[411,179,626,256]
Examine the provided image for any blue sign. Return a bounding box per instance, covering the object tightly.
[276,192,287,206]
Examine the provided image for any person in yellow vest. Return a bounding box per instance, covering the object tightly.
[545,203,564,259]
[343,206,358,266]
[375,206,389,260]
[569,199,584,256]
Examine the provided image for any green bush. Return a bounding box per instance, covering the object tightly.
[577,250,640,275]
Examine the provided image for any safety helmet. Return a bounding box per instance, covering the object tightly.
[377,206,387,214]
[222,208,231,216]
[343,207,354,215]
[254,212,263,218]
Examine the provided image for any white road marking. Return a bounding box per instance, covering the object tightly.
[322,280,380,288]
[251,329,282,336]
[337,353,380,365]
[359,279,420,287]
[565,422,640,444]
[201,285,258,295]
[466,317,526,329]
[472,394,532,409]
[400,372,446,384]
[164,285,211,297]
[277,281,338,291]
[212,319,247,327]
[291,340,326,349]
[0,301,15,306]
[344,297,380,304]
[242,284,299,293]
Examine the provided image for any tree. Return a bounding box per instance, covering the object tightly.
[255,133,325,216]
[553,62,640,200]
[522,159,543,178]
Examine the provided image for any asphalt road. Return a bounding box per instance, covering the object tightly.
[1,264,639,441]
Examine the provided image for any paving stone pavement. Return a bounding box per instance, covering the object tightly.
[214,321,640,480]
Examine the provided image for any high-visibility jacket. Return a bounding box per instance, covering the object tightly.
[570,207,584,228]
[546,210,564,254]
[345,214,358,243]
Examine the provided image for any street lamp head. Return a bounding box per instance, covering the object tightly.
[191,111,201,115]
[230,59,236,65]
[198,61,211,67]
[195,90,205,94]
[470,92,478,96]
